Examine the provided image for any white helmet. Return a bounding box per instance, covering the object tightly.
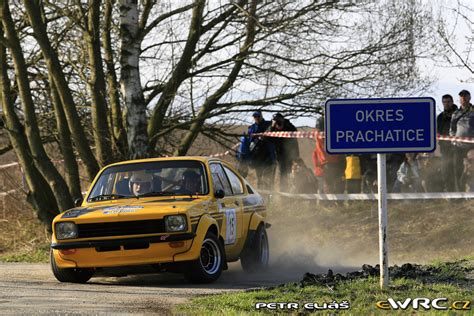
[129,172,153,195]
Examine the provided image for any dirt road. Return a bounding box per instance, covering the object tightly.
[0,262,337,315]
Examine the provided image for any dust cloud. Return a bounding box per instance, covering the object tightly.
[264,196,474,275]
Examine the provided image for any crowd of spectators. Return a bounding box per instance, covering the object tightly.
[237,110,300,191]
[237,89,474,194]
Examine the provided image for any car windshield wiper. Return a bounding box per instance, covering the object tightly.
[137,191,177,198]
[89,194,130,202]
[175,189,196,198]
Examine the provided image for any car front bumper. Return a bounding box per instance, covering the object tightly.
[51,233,196,268]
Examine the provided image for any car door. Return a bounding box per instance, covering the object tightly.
[209,163,243,253]
[221,164,246,239]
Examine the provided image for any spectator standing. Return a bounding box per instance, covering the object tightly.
[270,113,300,191]
[393,153,424,193]
[345,155,362,193]
[312,129,325,193]
[289,158,318,194]
[417,153,444,192]
[312,115,344,193]
[236,135,251,178]
[449,89,474,191]
[248,111,276,189]
[360,154,377,193]
[462,149,474,192]
[386,153,406,192]
[437,94,458,191]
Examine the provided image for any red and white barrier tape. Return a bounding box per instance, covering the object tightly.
[0,162,19,170]
[209,150,233,158]
[254,131,474,144]
[0,158,75,170]
[0,189,18,197]
[436,134,474,144]
[209,143,240,158]
[1,133,474,170]
[253,131,322,138]
[258,190,474,200]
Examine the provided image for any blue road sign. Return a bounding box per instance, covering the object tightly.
[325,97,436,154]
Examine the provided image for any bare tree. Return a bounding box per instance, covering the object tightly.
[23,0,100,180]
[0,24,59,229]
[438,0,473,79]
[0,0,443,229]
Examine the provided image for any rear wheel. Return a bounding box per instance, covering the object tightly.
[50,250,94,283]
[241,224,269,272]
[184,232,224,283]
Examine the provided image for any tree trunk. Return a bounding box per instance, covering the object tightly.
[119,0,148,159]
[2,0,73,211]
[85,0,113,167]
[104,0,128,159]
[23,0,99,181]
[0,26,58,230]
[175,0,257,156]
[49,78,83,200]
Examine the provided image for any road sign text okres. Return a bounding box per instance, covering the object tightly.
[325,98,436,154]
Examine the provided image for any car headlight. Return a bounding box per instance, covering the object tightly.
[164,215,187,232]
[55,222,78,240]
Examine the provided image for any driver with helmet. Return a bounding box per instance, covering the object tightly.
[180,170,201,194]
[129,172,153,196]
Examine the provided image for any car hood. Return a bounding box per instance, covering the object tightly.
[57,196,211,223]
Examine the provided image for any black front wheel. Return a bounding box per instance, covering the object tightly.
[184,231,224,283]
[241,224,269,273]
[50,250,94,283]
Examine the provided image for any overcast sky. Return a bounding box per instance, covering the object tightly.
[289,0,473,127]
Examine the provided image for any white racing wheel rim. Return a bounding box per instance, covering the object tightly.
[260,231,269,265]
[200,238,221,275]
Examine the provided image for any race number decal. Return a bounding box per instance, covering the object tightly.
[225,208,237,245]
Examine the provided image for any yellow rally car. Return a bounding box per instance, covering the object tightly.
[50,157,270,283]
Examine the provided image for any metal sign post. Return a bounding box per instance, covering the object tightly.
[325,97,436,289]
[377,153,388,288]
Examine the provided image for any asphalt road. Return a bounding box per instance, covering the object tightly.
[0,262,323,315]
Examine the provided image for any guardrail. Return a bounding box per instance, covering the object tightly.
[258,190,474,200]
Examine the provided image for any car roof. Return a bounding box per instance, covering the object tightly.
[105,156,224,168]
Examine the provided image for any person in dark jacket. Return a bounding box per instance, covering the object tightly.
[290,158,318,194]
[449,89,474,191]
[236,135,251,177]
[270,113,299,191]
[437,94,458,191]
[248,111,276,189]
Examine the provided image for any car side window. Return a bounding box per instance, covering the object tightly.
[89,173,115,198]
[223,166,244,195]
[244,179,255,194]
[246,184,254,194]
[210,163,232,196]
[210,165,224,192]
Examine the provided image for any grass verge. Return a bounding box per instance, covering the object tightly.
[0,197,50,263]
[176,257,473,315]
[0,245,49,263]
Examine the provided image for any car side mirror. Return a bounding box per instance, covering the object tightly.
[74,197,83,207]
[214,189,225,199]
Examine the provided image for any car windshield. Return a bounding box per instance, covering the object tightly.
[87,160,208,201]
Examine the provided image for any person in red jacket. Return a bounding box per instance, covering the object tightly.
[312,132,324,193]
[312,115,344,193]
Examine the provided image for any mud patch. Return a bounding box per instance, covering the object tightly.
[297,259,474,288]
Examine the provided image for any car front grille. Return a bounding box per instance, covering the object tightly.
[77,219,165,238]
